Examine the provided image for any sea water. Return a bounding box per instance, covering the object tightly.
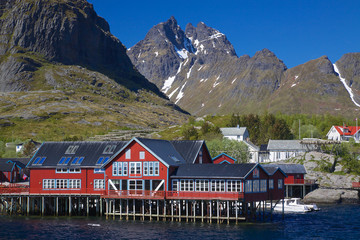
[0,205,359,240]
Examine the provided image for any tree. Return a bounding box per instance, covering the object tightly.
[22,141,36,157]
[206,138,250,163]
[182,126,199,140]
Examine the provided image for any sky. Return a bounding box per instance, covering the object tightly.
[87,0,359,68]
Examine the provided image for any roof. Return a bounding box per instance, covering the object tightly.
[267,164,306,174]
[212,153,237,162]
[1,158,30,169]
[171,140,204,164]
[135,138,187,166]
[243,140,259,151]
[332,126,360,136]
[28,141,127,168]
[267,140,316,151]
[170,163,257,179]
[0,159,16,172]
[220,127,247,136]
[260,144,268,152]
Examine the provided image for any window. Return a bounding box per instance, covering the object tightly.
[172,180,179,191]
[136,162,141,174]
[227,180,242,192]
[125,149,131,159]
[195,180,209,192]
[38,157,46,165]
[58,157,71,165]
[123,162,128,175]
[69,179,81,189]
[130,162,135,175]
[118,162,123,176]
[211,180,225,192]
[276,152,281,159]
[154,162,159,176]
[94,168,105,174]
[96,157,109,165]
[58,157,66,165]
[170,156,181,163]
[128,180,143,190]
[278,179,283,189]
[43,179,55,189]
[143,162,148,176]
[269,179,274,189]
[129,162,141,176]
[64,157,72,165]
[180,180,194,191]
[65,145,79,154]
[32,157,46,165]
[94,179,105,189]
[33,157,41,164]
[286,152,290,158]
[56,179,68,189]
[245,180,253,193]
[253,180,260,192]
[112,162,117,176]
[69,168,81,173]
[103,145,116,154]
[149,162,153,175]
[139,151,145,159]
[71,157,79,165]
[253,168,259,178]
[56,168,68,173]
[260,180,267,192]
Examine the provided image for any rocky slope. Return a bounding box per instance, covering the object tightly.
[0,0,188,141]
[283,152,360,204]
[128,17,360,117]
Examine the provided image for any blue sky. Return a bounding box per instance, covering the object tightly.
[88,0,359,68]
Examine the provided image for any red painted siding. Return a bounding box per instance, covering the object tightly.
[285,174,305,184]
[244,166,269,202]
[212,155,236,164]
[267,170,285,200]
[104,141,169,192]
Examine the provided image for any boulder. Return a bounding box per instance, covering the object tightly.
[303,188,359,204]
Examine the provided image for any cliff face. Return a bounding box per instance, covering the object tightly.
[0,0,161,94]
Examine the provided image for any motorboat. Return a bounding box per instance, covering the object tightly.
[269,199,311,213]
[289,198,320,211]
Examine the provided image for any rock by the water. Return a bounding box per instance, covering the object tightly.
[303,188,359,204]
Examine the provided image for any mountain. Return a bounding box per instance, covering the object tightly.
[128,17,360,117]
[0,1,188,141]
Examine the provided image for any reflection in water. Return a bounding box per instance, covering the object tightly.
[0,205,359,240]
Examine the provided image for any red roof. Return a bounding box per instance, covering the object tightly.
[334,126,360,136]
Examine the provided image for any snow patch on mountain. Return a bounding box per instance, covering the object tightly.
[155,52,159,57]
[291,83,297,88]
[198,66,203,71]
[333,64,360,107]
[175,46,188,59]
[187,65,194,79]
[175,82,187,104]
[162,76,176,94]
[177,62,184,74]
[168,87,179,99]
[231,78,237,84]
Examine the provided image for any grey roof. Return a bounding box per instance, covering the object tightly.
[243,140,259,151]
[170,163,257,179]
[261,165,280,175]
[171,140,204,164]
[220,127,247,136]
[1,158,30,169]
[268,164,307,174]
[135,138,187,166]
[267,140,316,151]
[0,159,16,172]
[28,141,127,168]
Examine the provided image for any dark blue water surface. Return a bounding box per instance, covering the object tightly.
[0,205,359,240]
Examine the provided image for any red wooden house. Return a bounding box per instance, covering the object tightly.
[212,153,237,164]
[0,158,29,183]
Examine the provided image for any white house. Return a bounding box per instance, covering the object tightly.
[220,126,259,163]
[266,139,317,162]
[220,126,249,141]
[326,125,360,142]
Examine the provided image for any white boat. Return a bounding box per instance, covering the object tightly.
[289,198,320,211]
[269,199,311,213]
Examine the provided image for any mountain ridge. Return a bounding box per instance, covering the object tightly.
[127,16,360,117]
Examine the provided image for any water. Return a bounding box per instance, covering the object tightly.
[0,205,359,240]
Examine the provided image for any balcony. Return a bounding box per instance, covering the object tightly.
[165,191,244,200]
[352,182,360,188]
[104,190,165,199]
[284,179,316,185]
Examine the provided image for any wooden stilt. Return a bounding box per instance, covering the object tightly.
[126,199,129,220]
[227,201,230,225]
[209,200,212,223]
[27,197,30,216]
[87,197,89,217]
[171,200,174,221]
[142,199,145,221]
[186,200,188,222]
[235,201,238,224]
[149,200,152,221]
[56,197,59,216]
[100,198,103,217]
[133,199,135,220]
[163,200,166,221]
[41,197,45,216]
[201,200,204,223]
[157,200,159,221]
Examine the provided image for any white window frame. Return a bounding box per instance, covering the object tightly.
[253,180,260,192]
[172,180,179,191]
[128,180,143,190]
[269,179,274,189]
[260,179,267,192]
[154,162,159,176]
[69,168,81,173]
[245,180,253,193]
[211,180,225,192]
[227,180,242,192]
[56,179,68,189]
[69,179,81,189]
[94,179,105,189]
[143,162,148,176]
[278,179,283,189]
[139,151,145,160]
[125,149,131,159]
[123,162,128,175]
[112,162,118,176]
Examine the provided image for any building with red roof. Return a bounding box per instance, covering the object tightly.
[326,125,360,142]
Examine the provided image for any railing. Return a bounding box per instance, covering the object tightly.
[285,179,305,184]
[0,186,29,194]
[352,182,360,188]
[105,190,165,199]
[304,179,316,185]
[166,191,244,200]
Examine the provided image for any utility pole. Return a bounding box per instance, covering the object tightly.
[299,119,301,140]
